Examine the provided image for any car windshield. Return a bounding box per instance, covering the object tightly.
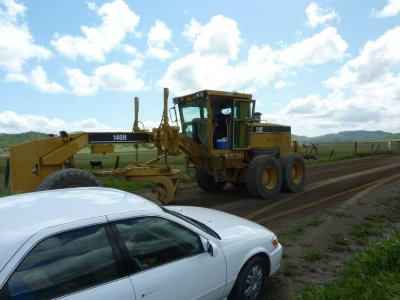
[162,207,221,240]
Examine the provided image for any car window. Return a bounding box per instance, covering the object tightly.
[7,225,120,300]
[114,217,203,272]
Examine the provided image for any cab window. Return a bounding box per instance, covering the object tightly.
[114,217,203,272]
[7,225,120,300]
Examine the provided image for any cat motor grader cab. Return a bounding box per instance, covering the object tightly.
[6,88,306,203]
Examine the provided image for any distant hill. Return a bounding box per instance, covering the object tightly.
[0,132,48,148]
[1,130,399,148]
[293,130,400,143]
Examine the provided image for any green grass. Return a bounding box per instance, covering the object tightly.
[303,140,399,165]
[365,213,386,224]
[1,141,398,197]
[299,241,312,248]
[349,223,382,240]
[328,235,350,253]
[303,252,329,263]
[281,224,306,240]
[296,233,400,299]
[0,147,189,197]
[283,262,298,277]
[304,219,323,227]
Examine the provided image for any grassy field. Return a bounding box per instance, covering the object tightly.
[0,146,190,197]
[303,141,399,164]
[296,233,400,299]
[0,143,399,197]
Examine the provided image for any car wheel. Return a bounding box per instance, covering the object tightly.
[229,256,266,300]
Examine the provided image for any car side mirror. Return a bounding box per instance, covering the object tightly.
[206,241,214,256]
[200,236,218,257]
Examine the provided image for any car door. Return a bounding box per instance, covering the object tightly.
[111,216,227,300]
[2,222,137,300]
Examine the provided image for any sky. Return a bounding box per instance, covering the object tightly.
[0,0,399,136]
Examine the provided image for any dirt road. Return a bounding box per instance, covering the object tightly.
[173,154,400,226]
[173,154,400,299]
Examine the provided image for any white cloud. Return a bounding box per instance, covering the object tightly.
[1,0,26,18]
[0,111,115,134]
[278,27,347,66]
[274,80,295,89]
[371,0,400,18]
[264,90,396,136]
[160,16,347,95]
[30,66,66,94]
[265,27,400,136]
[66,68,97,96]
[66,61,145,96]
[5,65,66,94]
[51,0,140,62]
[0,0,52,73]
[325,26,400,89]
[193,15,241,60]
[86,1,97,11]
[182,19,202,40]
[306,2,338,28]
[147,20,173,60]
[4,72,28,83]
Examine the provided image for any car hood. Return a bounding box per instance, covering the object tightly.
[166,206,274,240]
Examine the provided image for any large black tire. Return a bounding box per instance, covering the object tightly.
[195,168,226,192]
[279,153,306,192]
[245,155,282,199]
[37,168,101,191]
[228,256,266,300]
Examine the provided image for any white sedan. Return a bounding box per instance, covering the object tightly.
[0,187,282,300]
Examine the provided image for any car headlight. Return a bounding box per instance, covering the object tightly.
[271,235,279,248]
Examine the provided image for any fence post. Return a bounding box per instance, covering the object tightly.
[377,143,381,151]
[4,158,10,189]
[370,144,375,152]
[329,149,335,158]
[354,141,358,153]
[114,155,120,169]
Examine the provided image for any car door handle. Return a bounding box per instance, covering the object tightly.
[141,285,160,299]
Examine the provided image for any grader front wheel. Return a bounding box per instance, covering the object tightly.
[37,168,102,191]
[195,168,226,192]
[245,155,282,199]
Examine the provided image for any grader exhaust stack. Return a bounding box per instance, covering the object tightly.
[133,96,140,132]
[163,88,170,128]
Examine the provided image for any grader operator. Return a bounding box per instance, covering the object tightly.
[6,88,306,203]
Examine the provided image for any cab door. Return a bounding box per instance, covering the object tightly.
[232,99,255,150]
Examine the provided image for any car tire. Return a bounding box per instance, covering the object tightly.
[229,256,266,300]
[195,168,226,192]
[37,168,101,191]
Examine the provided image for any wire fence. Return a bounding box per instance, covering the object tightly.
[300,140,400,160]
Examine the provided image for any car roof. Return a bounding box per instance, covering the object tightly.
[0,187,161,272]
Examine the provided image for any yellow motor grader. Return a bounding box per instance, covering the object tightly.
[6,88,306,203]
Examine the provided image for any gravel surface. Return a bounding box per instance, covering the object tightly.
[263,179,400,299]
